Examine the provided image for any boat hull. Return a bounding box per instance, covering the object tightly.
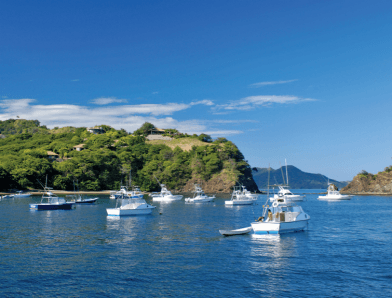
[251,219,309,234]
[317,195,352,200]
[219,227,252,236]
[29,203,74,210]
[225,200,254,205]
[75,198,99,204]
[106,206,155,216]
[153,195,183,202]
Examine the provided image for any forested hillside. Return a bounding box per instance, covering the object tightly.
[0,119,258,192]
[252,165,348,189]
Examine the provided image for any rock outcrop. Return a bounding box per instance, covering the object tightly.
[341,170,392,194]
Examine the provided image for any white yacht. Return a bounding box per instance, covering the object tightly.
[318,183,352,200]
[225,186,254,205]
[151,184,183,202]
[241,186,259,201]
[251,195,310,234]
[13,191,32,198]
[106,194,156,216]
[185,184,215,203]
[110,186,144,200]
[269,185,305,202]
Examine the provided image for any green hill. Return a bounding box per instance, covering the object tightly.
[252,165,349,189]
[0,119,258,193]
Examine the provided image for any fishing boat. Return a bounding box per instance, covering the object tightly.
[318,183,352,200]
[106,194,156,216]
[225,186,254,205]
[269,160,305,202]
[67,181,99,204]
[219,226,252,236]
[251,196,310,234]
[1,194,14,199]
[152,184,183,202]
[269,185,305,202]
[29,190,74,210]
[13,191,32,198]
[185,184,215,203]
[29,177,74,210]
[241,186,259,201]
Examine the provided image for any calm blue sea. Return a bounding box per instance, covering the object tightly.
[1,192,392,297]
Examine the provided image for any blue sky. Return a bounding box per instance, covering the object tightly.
[1,0,392,181]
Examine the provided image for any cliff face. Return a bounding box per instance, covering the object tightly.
[341,171,392,194]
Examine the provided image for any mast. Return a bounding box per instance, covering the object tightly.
[285,159,289,186]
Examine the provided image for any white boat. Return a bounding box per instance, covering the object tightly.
[219,226,252,236]
[269,185,305,202]
[151,184,183,202]
[29,190,74,210]
[185,184,215,203]
[241,186,259,201]
[251,196,310,234]
[1,194,14,199]
[13,191,32,198]
[110,185,144,200]
[67,193,98,204]
[106,194,156,216]
[225,186,254,205]
[318,183,352,200]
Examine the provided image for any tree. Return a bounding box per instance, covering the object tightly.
[133,122,155,136]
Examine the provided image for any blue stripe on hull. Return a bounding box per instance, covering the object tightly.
[254,227,305,235]
[30,204,74,210]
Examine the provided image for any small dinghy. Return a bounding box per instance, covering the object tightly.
[219,226,253,236]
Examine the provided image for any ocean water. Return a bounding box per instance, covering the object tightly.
[1,192,391,297]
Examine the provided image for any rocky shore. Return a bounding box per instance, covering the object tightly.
[341,170,392,195]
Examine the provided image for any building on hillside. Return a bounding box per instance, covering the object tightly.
[149,127,166,135]
[0,134,6,139]
[87,127,105,134]
[47,151,59,160]
[73,144,85,151]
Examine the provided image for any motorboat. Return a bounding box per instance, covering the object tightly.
[185,184,215,203]
[151,184,183,202]
[1,194,14,199]
[225,186,254,205]
[106,194,156,216]
[251,195,310,234]
[269,185,305,202]
[110,186,144,200]
[318,183,352,200]
[13,191,32,198]
[67,193,98,204]
[241,186,259,201]
[29,190,74,210]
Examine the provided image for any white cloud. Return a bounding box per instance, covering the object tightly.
[249,79,298,88]
[91,97,128,105]
[215,95,316,111]
[190,99,214,106]
[0,99,231,135]
[71,79,80,82]
[152,92,159,95]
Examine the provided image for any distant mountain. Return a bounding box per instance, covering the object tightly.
[252,165,349,190]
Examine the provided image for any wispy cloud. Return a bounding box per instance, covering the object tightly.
[215,95,316,112]
[0,98,240,137]
[152,92,159,95]
[249,79,298,88]
[190,99,214,106]
[71,79,80,82]
[91,97,128,105]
